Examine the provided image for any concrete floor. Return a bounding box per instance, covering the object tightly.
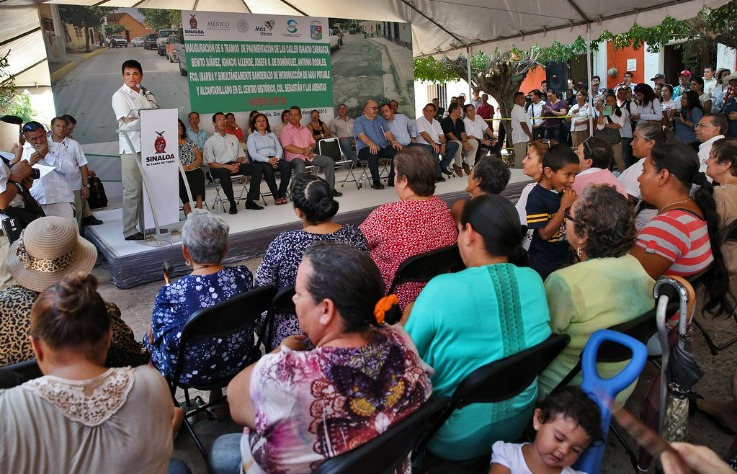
[92,254,737,474]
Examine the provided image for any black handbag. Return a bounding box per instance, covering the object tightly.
[594,116,622,145]
[87,176,108,209]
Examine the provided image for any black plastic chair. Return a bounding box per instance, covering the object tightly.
[416,333,570,458]
[312,395,450,474]
[386,245,465,322]
[264,284,296,350]
[168,284,277,460]
[0,358,42,388]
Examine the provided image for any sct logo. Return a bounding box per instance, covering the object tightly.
[286,19,298,33]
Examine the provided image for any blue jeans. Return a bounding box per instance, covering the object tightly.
[620,136,634,168]
[338,138,356,161]
[208,433,242,474]
[168,458,192,474]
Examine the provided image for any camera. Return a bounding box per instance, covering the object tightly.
[31,168,40,180]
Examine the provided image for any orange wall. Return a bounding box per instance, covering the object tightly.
[519,66,547,94]
[606,42,645,89]
[114,15,150,41]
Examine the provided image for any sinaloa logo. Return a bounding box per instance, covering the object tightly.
[286,19,298,33]
[154,131,166,154]
[189,14,197,29]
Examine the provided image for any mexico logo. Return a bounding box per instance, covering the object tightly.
[237,19,249,33]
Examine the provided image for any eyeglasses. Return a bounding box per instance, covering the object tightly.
[22,122,42,133]
[540,139,551,148]
[564,207,580,224]
[583,137,593,157]
[695,122,716,128]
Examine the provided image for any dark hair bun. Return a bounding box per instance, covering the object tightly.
[290,174,339,224]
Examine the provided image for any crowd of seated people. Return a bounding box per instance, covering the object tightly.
[5,92,737,474]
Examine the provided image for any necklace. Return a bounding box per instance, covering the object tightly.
[659,197,691,214]
[191,263,219,274]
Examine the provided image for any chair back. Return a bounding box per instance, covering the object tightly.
[312,395,450,474]
[170,284,277,392]
[574,330,648,474]
[417,333,570,454]
[318,138,347,164]
[0,358,42,388]
[387,244,465,298]
[263,284,296,350]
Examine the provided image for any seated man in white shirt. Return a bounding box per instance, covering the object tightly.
[18,122,77,222]
[203,112,264,215]
[415,102,459,182]
[463,104,497,164]
[328,103,355,161]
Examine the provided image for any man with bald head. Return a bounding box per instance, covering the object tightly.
[353,99,403,189]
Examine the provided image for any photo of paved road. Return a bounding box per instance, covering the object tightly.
[331,31,414,118]
[53,46,188,146]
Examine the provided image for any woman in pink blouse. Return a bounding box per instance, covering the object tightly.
[359,147,458,309]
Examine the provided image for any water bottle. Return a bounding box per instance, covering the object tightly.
[358,175,366,189]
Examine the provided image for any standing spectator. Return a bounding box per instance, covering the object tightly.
[511,92,533,168]
[691,76,712,114]
[328,103,355,161]
[618,71,636,91]
[661,84,678,127]
[432,98,445,121]
[18,122,76,221]
[594,92,628,172]
[704,66,718,96]
[673,70,692,104]
[632,83,663,125]
[542,90,568,143]
[471,90,482,109]
[527,89,546,139]
[60,115,102,226]
[569,90,591,148]
[353,100,402,189]
[186,111,208,151]
[712,69,732,113]
[203,112,264,214]
[48,117,90,228]
[477,93,495,120]
[616,86,636,167]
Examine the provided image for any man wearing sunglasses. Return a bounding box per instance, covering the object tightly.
[19,121,77,221]
[112,59,157,241]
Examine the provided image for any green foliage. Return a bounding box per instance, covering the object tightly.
[104,25,125,35]
[414,56,460,83]
[59,5,104,29]
[144,9,180,31]
[0,50,15,113]
[598,17,687,53]
[4,91,36,123]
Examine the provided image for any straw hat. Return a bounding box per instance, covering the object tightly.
[722,73,737,84]
[7,217,97,292]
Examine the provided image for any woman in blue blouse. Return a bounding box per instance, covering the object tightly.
[674,90,704,149]
[247,113,291,204]
[144,210,254,387]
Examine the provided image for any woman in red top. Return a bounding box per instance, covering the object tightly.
[360,147,457,310]
[224,112,243,142]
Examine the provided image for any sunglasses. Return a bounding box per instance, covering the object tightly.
[22,122,43,133]
[583,138,593,157]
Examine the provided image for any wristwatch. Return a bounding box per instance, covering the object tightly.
[84,183,91,188]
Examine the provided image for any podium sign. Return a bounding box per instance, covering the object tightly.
[140,108,179,229]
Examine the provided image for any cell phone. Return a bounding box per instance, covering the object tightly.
[163,260,173,285]
[603,105,613,116]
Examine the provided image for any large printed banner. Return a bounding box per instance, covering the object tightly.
[140,108,179,230]
[182,11,333,113]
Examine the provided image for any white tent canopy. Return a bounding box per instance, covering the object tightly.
[1,0,731,59]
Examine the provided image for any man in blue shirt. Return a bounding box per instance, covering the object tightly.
[186,111,209,151]
[354,100,403,189]
[380,103,415,146]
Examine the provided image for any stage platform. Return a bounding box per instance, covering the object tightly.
[84,170,531,289]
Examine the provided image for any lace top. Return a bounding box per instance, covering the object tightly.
[24,367,134,427]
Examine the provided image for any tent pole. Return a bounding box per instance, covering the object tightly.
[467,46,472,99]
[586,24,594,137]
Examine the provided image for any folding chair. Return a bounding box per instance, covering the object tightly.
[312,395,451,474]
[574,330,648,474]
[318,138,351,167]
[167,284,277,460]
[415,333,571,461]
[264,284,296,350]
[385,245,465,322]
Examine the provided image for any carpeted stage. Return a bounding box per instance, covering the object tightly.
[83,170,531,288]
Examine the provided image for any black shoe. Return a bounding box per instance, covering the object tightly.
[245,200,264,210]
[387,180,395,187]
[442,167,453,177]
[371,181,385,190]
[82,215,103,226]
[331,189,342,197]
[229,204,238,215]
[124,232,144,241]
[435,175,446,182]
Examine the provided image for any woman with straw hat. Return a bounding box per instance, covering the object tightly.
[0,216,148,368]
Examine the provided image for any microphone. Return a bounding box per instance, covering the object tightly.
[138,84,159,109]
